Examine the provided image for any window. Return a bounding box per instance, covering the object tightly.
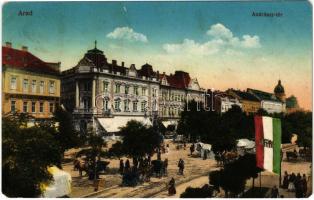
[39,102,44,113]
[39,81,44,93]
[114,100,121,112]
[49,81,55,94]
[31,102,36,113]
[133,101,138,112]
[23,79,29,92]
[10,77,17,90]
[153,88,157,97]
[115,84,120,93]
[141,101,146,112]
[11,100,16,112]
[31,80,36,93]
[125,86,129,95]
[103,99,109,111]
[142,87,146,96]
[103,81,109,93]
[23,101,28,113]
[49,102,54,113]
[134,86,138,96]
[124,99,129,111]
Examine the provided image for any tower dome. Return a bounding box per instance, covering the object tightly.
[274,80,285,94]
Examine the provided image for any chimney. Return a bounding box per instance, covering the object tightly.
[122,61,125,67]
[112,60,117,66]
[163,72,165,75]
[21,46,28,52]
[131,64,135,68]
[5,42,12,48]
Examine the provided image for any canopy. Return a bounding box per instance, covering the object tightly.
[237,139,255,149]
[162,121,177,128]
[97,116,152,133]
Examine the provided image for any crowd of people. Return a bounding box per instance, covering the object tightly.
[282,171,308,197]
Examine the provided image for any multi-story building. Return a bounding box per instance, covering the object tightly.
[159,71,204,127]
[227,89,261,115]
[212,91,242,114]
[61,42,204,134]
[248,87,285,114]
[2,42,61,122]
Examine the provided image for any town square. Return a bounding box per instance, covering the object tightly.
[1,1,313,198]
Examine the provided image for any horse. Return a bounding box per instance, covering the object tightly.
[73,159,89,176]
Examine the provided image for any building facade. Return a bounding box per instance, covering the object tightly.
[61,42,204,134]
[248,88,286,113]
[214,92,242,113]
[227,89,261,115]
[159,71,204,123]
[2,42,60,121]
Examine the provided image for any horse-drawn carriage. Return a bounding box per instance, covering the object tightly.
[73,157,110,179]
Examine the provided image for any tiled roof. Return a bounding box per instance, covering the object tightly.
[247,88,281,102]
[230,89,260,102]
[159,71,191,89]
[2,46,60,75]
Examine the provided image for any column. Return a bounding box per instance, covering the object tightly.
[75,80,79,108]
[92,79,96,109]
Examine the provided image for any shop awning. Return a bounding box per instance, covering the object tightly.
[162,121,178,128]
[97,116,152,133]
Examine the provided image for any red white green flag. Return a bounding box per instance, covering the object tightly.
[254,116,281,174]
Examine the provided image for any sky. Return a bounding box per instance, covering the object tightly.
[2,1,312,110]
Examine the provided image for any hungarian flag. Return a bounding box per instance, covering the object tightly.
[254,116,281,174]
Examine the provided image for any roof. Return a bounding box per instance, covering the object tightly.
[2,46,60,76]
[247,88,282,102]
[274,80,285,94]
[159,71,191,89]
[230,89,260,102]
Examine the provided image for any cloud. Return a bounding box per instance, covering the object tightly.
[107,27,148,43]
[163,38,224,56]
[207,23,233,40]
[163,23,261,55]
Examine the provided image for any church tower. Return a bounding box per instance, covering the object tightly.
[274,80,286,102]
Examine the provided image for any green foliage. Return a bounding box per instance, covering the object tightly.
[210,154,262,197]
[108,141,125,159]
[179,100,312,150]
[53,106,84,153]
[2,113,62,197]
[281,111,312,148]
[180,184,213,198]
[119,120,162,158]
[76,133,106,160]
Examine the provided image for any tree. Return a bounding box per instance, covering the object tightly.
[281,111,312,149]
[119,120,162,159]
[108,141,125,159]
[180,184,213,198]
[209,154,262,197]
[53,106,83,154]
[2,113,62,197]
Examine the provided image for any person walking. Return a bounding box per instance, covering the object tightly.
[282,171,289,189]
[178,158,184,175]
[168,177,176,196]
[271,185,279,198]
[302,174,307,197]
[119,159,124,175]
[190,143,195,156]
[125,159,130,173]
[288,173,296,192]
